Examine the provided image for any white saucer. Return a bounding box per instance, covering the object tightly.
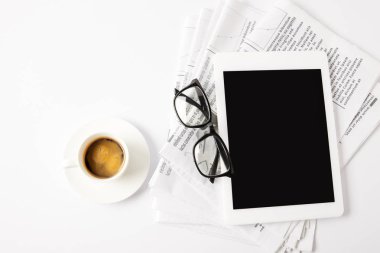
[64,118,150,204]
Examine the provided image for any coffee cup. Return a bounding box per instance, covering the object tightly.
[63,133,129,181]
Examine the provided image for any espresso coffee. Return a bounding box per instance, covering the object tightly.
[84,138,124,178]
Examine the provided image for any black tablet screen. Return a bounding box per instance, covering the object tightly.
[223,69,335,209]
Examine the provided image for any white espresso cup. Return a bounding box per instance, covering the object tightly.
[64,133,129,181]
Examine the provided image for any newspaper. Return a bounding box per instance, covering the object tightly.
[181,8,215,90]
[339,83,380,165]
[174,14,199,89]
[159,6,218,201]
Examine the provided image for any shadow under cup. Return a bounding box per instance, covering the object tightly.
[80,135,128,180]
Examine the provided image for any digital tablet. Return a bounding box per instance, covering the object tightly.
[214,52,344,225]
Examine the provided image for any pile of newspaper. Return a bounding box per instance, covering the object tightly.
[149,0,380,252]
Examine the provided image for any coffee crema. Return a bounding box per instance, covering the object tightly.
[84,138,124,178]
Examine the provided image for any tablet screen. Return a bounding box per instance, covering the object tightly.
[223,69,335,209]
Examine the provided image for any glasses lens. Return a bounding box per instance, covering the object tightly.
[194,135,230,177]
[174,86,210,127]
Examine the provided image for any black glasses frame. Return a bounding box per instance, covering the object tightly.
[173,79,234,183]
[174,79,212,129]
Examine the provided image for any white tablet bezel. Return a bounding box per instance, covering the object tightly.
[214,51,344,225]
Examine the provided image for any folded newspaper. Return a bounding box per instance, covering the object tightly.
[150,1,380,252]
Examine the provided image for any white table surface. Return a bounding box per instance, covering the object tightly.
[1,0,380,252]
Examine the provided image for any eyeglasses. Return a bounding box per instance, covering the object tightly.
[173,79,233,183]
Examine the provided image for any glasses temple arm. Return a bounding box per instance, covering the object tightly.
[208,149,220,184]
[213,135,233,176]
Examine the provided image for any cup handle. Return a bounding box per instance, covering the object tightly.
[61,158,77,170]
